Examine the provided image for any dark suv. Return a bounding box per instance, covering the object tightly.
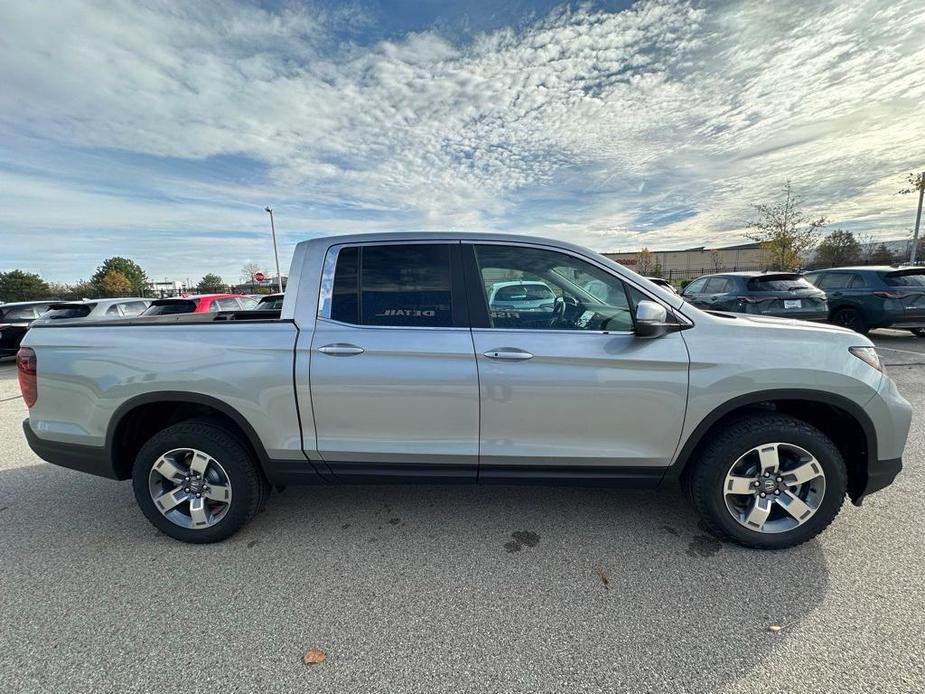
[803,266,925,335]
[680,272,828,321]
[0,301,56,357]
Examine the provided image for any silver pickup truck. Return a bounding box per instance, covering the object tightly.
[19,232,912,549]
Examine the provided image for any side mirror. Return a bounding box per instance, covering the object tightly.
[635,300,670,338]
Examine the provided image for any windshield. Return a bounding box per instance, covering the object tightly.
[885,272,925,287]
[142,300,196,315]
[41,305,94,319]
[257,296,284,310]
[746,276,814,291]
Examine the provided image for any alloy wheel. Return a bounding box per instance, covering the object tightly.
[723,442,826,534]
[148,448,232,529]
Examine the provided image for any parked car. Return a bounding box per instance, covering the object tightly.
[140,294,257,316]
[646,276,678,294]
[803,266,925,335]
[254,293,285,311]
[33,298,151,325]
[487,280,556,311]
[20,232,910,550]
[0,300,56,357]
[681,271,828,322]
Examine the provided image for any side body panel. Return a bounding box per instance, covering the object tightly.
[23,322,305,461]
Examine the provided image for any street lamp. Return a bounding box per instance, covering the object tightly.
[264,206,284,293]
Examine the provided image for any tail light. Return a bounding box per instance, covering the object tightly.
[16,347,37,408]
[873,291,911,299]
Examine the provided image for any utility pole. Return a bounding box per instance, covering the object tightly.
[911,171,924,265]
[265,207,284,293]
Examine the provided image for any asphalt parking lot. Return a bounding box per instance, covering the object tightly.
[1,332,923,694]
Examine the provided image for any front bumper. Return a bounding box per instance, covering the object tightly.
[22,419,118,479]
[854,457,903,505]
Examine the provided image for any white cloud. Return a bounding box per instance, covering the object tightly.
[1,0,924,281]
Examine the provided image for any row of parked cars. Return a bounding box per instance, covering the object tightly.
[0,293,284,357]
[678,266,925,336]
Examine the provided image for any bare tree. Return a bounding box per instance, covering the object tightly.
[897,171,924,263]
[240,262,264,285]
[747,181,826,271]
[637,248,653,275]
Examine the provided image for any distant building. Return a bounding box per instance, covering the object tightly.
[604,242,766,279]
[147,280,188,297]
[232,275,288,294]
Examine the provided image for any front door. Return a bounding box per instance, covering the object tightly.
[464,242,689,484]
[309,241,479,481]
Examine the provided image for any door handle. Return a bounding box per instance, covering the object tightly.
[483,348,534,361]
[318,343,365,356]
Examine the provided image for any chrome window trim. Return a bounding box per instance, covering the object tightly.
[317,240,460,326]
[315,316,469,332]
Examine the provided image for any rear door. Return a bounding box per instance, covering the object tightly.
[309,241,479,480]
[464,242,689,482]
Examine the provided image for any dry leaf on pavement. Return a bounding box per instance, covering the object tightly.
[303,648,326,665]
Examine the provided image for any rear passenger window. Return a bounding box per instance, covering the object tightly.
[848,274,867,288]
[328,244,454,328]
[820,273,850,289]
[704,278,731,293]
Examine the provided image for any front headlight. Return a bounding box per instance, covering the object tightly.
[849,346,883,373]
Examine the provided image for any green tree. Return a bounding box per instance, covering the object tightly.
[197,273,226,293]
[813,229,862,268]
[0,270,49,302]
[747,182,826,271]
[99,270,132,297]
[90,257,149,296]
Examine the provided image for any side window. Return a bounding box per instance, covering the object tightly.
[326,244,454,328]
[207,300,220,312]
[683,278,707,295]
[239,297,258,310]
[820,273,849,290]
[215,298,241,311]
[803,273,820,286]
[705,277,731,293]
[106,304,122,316]
[121,301,148,316]
[473,245,634,332]
[848,274,867,289]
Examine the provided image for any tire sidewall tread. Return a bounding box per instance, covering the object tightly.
[131,420,262,543]
[690,413,847,550]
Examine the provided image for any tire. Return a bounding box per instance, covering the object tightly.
[910,328,925,338]
[831,307,868,334]
[689,414,847,550]
[132,420,265,543]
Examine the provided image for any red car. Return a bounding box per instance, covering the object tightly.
[140,294,257,316]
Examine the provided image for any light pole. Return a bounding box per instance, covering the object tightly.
[910,171,924,265]
[264,206,284,293]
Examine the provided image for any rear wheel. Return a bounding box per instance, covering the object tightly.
[831,307,868,334]
[132,420,265,543]
[689,414,847,550]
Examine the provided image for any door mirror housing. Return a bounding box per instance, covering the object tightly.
[635,300,672,338]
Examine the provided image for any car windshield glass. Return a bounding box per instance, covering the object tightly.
[257,296,285,310]
[0,307,37,320]
[885,272,925,287]
[746,276,813,291]
[42,305,93,319]
[494,284,555,302]
[142,300,196,315]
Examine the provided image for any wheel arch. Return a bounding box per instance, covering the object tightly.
[106,391,272,481]
[665,389,876,504]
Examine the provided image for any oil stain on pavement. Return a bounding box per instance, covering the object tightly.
[504,530,540,553]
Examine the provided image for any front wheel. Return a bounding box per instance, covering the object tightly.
[689,414,847,550]
[132,420,266,543]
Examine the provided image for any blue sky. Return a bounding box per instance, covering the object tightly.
[1,0,924,283]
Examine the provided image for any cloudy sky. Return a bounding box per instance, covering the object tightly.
[1,0,924,284]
